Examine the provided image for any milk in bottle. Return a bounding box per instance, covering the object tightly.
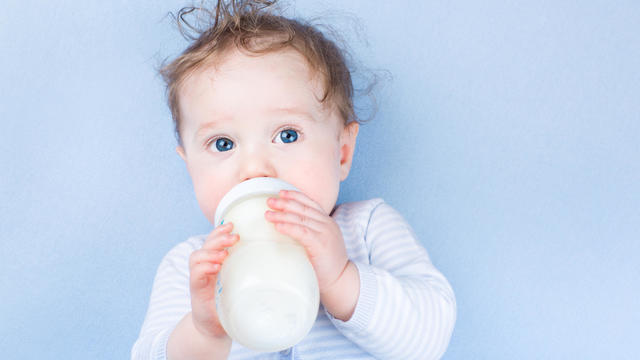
[214,177,320,352]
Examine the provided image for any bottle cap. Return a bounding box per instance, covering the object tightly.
[214,177,299,227]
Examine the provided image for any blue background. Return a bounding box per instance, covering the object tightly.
[1,0,638,359]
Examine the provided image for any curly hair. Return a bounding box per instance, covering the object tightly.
[159,0,359,146]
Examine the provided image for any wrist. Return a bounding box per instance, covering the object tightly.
[168,313,231,360]
[320,261,360,321]
[192,315,229,341]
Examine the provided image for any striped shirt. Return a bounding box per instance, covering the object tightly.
[131,198,456,359]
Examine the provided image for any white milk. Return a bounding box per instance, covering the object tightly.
[214,178,320,352]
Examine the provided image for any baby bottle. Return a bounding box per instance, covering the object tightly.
[214,177,320,352]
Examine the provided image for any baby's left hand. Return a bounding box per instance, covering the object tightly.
[265,190,349,294]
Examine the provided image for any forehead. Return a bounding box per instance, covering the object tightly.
[178,48,332,129]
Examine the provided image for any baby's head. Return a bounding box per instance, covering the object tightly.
[160,0,360,224]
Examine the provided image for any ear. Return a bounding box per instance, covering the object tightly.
[339,121,359,181]
[176,145,187,162]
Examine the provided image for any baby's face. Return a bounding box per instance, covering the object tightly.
[176,48,358,224]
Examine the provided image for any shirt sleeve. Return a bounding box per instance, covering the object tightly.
[327,201,457,360]
[130,240,196,360]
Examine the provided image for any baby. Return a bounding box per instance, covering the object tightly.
[132,1,456,359]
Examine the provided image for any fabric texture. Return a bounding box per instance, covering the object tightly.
[131,198,456,359]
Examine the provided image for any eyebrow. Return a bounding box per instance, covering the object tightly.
[194,120,224,142]
[269,107,317,122]
[193,107,316,142]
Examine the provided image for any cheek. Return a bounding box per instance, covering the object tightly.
[191,180,218,224]
[280,149,341,214]
[189,166,232,225]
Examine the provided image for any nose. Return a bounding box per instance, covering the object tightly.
[238,145,277,182]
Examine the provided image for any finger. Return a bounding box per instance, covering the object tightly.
[273,222,317,252]
[203,223,234,247]
[265,209,323,232]
[191,262,221,276]
[189,249,228,268]
[202,233,239,251]
[267,196,326,223]
[209,222,234,238]
[279,190,325,213]
[190,263,220,295]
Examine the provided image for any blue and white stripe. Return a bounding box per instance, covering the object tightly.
[131,198,456,359]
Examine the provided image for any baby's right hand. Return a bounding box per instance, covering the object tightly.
[188,222,239,340]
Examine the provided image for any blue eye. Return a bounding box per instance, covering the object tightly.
[279,129,298,143]
[214,138,234,152]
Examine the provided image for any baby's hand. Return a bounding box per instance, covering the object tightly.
[188,222,239,339]
[265,190,349,294]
